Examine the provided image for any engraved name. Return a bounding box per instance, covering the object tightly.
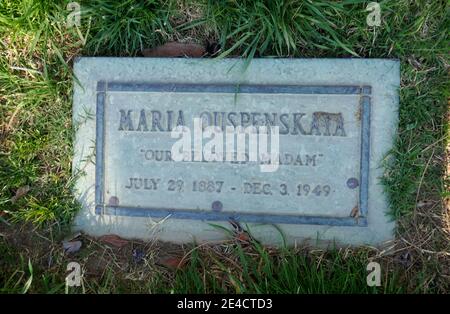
[117,110,347,136]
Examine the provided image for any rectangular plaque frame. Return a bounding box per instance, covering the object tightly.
[94,82,371,227]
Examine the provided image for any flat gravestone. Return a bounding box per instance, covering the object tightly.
[72,58,399,247]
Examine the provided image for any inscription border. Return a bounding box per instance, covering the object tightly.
[94,82,371,227]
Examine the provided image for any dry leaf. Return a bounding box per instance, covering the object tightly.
[417,200,433,208]
[132,248,145,264]
[398,251,413,267]
[236,231,251,242]
[11,185,30,203]
[99,234,128,248]
[350,205,359,218]
[158,256,186,269]
[64,232,82,242]
[142,42,205,58]
[63,240,82,254]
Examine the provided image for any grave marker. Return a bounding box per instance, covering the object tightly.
[72,58,399,246]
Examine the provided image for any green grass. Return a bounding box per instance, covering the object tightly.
[0,0,449,293]
[170,242,405,294]
[180,0,360,58]
[0,233,407,294]
[81,0,175,55]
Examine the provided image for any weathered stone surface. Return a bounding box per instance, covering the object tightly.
[72,58,400,247]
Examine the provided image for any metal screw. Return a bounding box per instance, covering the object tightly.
[212,201,223,212]
[108,196,119,206]
[346,178,359,189]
